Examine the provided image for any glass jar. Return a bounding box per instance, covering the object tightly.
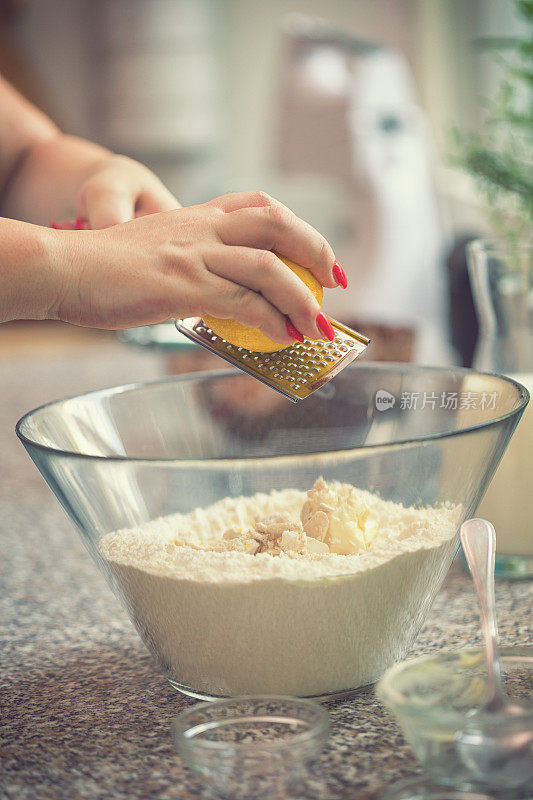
[468,238,533,577]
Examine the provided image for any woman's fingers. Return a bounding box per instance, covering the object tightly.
[205,246,324,339]
[79,156,181,228]
[81,183,136,229]
[215,204,338,289]
[134,188,182,218]
[201,274,295,346]
[206,192,346,290]
[205,190,275,213]
[82,185,179,228]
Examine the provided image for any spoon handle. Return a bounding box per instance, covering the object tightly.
[460,518,504,701]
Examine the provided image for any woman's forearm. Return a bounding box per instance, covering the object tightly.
[1,134,113,226]
[0,218,61,322]
[0,75,111,225]
[0,77,179,229]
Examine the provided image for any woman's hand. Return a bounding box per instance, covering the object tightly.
[51,191,345,345]
[75,154,180,229]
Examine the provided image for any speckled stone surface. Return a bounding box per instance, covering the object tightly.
[1,343,532,800]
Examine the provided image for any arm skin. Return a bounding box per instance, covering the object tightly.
[0,73,179,324]
[0,76,73,321]
[0,219,60,322]
[0,75,178,226]
[0,74,110,224]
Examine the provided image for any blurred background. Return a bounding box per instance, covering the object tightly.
[0,0,529,372]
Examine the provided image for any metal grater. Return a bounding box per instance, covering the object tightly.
[175,317,370,402]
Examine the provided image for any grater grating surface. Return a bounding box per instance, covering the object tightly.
[175,318,370,402]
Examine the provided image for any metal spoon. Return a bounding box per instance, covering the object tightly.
[456,518,533,790]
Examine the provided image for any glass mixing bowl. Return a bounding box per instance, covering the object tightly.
[16,364,528,700]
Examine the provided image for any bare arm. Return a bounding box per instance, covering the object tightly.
[0,75,179,226]
[0,75,106,223]
[0,74,59,196]
[0,218,59,322]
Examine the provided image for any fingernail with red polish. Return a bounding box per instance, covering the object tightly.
[50,221,59,229]
[286,320,305,343]
[333,260,348,289]
[316,311,335,341]
[75,217,84,230]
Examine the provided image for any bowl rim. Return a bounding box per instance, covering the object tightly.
[171,694,330,753]
[15,362,530,463]
[376,645,533,727]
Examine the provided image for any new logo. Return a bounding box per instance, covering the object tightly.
[375,389,396,411]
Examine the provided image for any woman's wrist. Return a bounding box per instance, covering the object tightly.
[0,219,72,323]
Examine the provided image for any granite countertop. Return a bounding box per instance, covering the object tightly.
[1,342,532,800]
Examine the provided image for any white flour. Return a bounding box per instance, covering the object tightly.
[100,483,460,696]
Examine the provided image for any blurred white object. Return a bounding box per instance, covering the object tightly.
[278,17,453,364]
[347,48,450,362]
[97,0,220,154]
[10,0,222,203]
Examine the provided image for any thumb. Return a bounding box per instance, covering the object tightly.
[82,184,136,229]
[134,188,182,217]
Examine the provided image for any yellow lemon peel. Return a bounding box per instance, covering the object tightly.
[203,256,323,353]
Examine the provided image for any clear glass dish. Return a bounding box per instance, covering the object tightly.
[377,646,533,792]
[171,695,328,799]
[16,364,528,700]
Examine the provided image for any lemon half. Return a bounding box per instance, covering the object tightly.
[203,256,323,353]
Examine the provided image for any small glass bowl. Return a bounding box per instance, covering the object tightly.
[171,695,329,799]
[377,646,533,793]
